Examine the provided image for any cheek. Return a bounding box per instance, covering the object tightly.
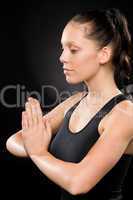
[84,51,98,63]
[76,52,99,73]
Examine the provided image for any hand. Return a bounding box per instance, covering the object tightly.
[21,97,52,156]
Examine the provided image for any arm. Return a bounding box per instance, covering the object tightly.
[125,140,133,155]
[6,130,27,157]
[25,100,133,195]
[116,100,133,155]
[6,91,86,157]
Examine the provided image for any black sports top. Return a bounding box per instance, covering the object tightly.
[49,93,132,200]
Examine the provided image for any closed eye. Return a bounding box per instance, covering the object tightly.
[70,49,79,54]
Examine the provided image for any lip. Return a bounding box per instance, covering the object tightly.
[63,68,73,75]
[63,68,73,71]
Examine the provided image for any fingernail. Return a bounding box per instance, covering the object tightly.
[25,102,29,106]
[28,97,32,101]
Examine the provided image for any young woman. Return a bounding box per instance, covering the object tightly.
[6,8,133,200]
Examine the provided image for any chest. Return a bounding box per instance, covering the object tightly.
[68,104,109,135]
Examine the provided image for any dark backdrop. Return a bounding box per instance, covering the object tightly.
[0,0,133,199]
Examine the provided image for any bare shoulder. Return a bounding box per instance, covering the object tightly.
[45,90,86,117]
[45,90,87,134]
[103,99,133,138]
[112,99,133,119]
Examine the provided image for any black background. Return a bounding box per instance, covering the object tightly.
[0,0,133,199]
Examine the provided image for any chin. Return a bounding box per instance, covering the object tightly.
[65,76,82,85]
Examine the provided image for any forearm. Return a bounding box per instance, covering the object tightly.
[30,152,79,195]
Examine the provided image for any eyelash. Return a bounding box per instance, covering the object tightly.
[70,49,78,54]
[61,48,78,54]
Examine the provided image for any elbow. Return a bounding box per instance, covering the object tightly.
[6,136,17,156]
[68,175,89,196]
[69,186,82,196]
[69,186,88,196]
[6,135,27,157]
[6,136,13,153]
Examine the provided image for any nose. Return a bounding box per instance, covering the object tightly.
[59,50,69,64]
[59,51,65,64]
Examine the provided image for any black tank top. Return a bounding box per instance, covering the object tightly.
[49,93,132,200]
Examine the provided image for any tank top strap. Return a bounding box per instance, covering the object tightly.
[67,91,88,113]
[66,92,128,120]
[97,93,128,119]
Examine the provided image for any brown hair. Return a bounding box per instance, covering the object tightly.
[70,8,133,89]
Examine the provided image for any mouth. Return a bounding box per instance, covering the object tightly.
[63,68,74,75]
[63,67,72,71]
[63,67,73,71]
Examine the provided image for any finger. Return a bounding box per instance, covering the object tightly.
[28,98,38,124]
[21,111,25,129]
[25,101,33,127]
[42,116,47,131]
[45,118,52,135]
[22,111,28,129]
[33,98,43,123]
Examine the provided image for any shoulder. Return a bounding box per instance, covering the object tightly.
[47,90,86,114]
[60,90,87,110]
[45,90,87,122]
[44,91,87,134]
[113,99,133,118]
[104,99,133,139]
[61,90,87,114]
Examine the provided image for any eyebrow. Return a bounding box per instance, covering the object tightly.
[61,41,80,48]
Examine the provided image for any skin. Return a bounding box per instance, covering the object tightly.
[6,21,133,195]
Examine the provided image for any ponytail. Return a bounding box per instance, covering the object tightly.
[106,8,133,88]
[71,8,133,89]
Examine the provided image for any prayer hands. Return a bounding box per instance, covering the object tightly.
[21,97,52,156]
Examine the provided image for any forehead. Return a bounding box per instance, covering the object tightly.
[61,22,92,46]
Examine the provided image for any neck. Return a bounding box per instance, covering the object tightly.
[84,65,123,102]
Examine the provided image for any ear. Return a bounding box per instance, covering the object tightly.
[98,46,112,65]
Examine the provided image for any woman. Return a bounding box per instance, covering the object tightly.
[6,8,133,200]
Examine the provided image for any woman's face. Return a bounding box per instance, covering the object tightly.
[60,22,101,84]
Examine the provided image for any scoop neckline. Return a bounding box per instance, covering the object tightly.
[67,93,124,135]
